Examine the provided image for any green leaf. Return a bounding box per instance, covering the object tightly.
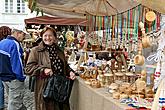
[36,8,39,15]
[41,9,44,16]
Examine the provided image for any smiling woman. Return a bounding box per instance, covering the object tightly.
[25,26,76,110]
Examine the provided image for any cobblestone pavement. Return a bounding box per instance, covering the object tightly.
[4,77,35,110]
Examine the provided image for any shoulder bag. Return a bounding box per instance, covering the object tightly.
[43,74,74,102]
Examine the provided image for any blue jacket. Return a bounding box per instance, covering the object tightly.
[0,36,26,81]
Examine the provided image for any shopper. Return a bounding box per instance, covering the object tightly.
[0,26,11,110]
[0,26,11,40]
[25,26,76,110]
[0,28,27,110]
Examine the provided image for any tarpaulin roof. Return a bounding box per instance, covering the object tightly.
[24,15,87,26]
[138,0,165,14]
[32,0,140,18]
[28,0,165,18]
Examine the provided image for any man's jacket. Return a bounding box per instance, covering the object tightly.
[0,36,26,81]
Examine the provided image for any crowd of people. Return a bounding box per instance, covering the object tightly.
[0,26,76,110]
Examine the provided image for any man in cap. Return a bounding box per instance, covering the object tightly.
[0,27,27,110]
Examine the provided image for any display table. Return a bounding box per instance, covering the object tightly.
[70,77,134,110]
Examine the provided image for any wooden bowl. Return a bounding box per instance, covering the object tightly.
[146,11,156,23]
[134,54,145,66]
[142,35,151,48]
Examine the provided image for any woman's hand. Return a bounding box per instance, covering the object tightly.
[69,71,76,80]
[44,68,53,76]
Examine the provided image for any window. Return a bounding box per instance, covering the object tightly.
[4,0,25,13]
[5,0,13,13]
[17,0,25,13]
[10,0,13,13]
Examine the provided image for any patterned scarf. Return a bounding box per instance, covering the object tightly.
[45,44,64,75]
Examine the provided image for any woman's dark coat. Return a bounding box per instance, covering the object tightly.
[25,42,71,110]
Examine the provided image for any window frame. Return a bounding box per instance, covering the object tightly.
[4,0,25,14]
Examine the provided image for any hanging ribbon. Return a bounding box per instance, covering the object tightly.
[120,13,123,47]
[116,14,119,48]
[112,15,115,48]
[127,10,130,43]
[142,6,145,25]
[157,12,161,30]
[130,9,133,44]
[108,16,112,47]
[95,16,98,32]
[99,16,102,45]
[123,13,127,48]
[155,12,158,31]
[115,15,118,48]
[134,7,138,42]
[89,15,93,33]
[102,16,105,48]
[105,16,109,47]
[138,5,142,42]
[152,11,156,31]
[93,16,96,32]
[133,7,136,41]
[96,16,98,32]
[86,15,88,34]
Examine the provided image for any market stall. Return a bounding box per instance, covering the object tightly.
[26,0,165,109]
[67,5,162,110]
[24,15,87,50]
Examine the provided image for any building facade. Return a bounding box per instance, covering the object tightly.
[0,0,36,29]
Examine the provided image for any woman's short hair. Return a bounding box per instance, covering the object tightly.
[40,26,57,38]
